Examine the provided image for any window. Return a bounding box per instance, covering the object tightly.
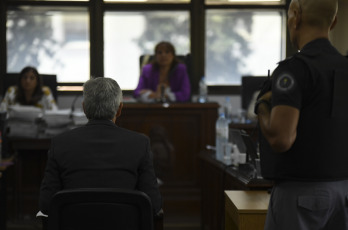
[2,0,288,93]
[104,11,190,90]
[206,0,284,4]
[205,9,286,85]
[104,0,189,2]
[7,6,90,83]
[6,0,88,1]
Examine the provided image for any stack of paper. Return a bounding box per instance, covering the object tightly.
[5,106,89,138]
[43,109,73,127]
[42,109,73,137]
[7,105,43,138]
[8,105,43,121]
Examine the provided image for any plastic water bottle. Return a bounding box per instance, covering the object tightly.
[198,76,208,103]
[215,113,229,161]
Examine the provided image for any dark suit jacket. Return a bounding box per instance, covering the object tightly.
[39,119,162,214]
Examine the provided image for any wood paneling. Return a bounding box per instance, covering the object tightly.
[199,151,272,230]
[118,103,218,189]
[7,102,219,226]
[224,191,269,230]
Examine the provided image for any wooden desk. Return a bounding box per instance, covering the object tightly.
[224,190,270,230]
[117,102,218,213]
[118,102,218,186]
[7,138,50,220]
[199,151,272,230]
[6,102,219,225]
[0,157,14,230]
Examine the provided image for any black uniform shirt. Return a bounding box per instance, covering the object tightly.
[260,38,348,181]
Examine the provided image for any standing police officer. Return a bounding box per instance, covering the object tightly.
[255,0,348,229]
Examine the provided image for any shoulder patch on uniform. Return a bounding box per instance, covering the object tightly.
[275,73,295,91]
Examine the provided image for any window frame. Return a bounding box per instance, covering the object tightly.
[0,0,292,96]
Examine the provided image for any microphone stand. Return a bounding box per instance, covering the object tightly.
[160,85,166,103]
[69,94,80,119]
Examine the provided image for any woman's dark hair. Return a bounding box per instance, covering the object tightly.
[152,41,181,71]
[15,66,44,105]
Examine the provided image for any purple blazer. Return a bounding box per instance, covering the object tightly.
[134,63,191,102]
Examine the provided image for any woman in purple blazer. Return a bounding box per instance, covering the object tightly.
[134,41,191,102]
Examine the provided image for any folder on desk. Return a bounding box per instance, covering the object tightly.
[43,109,72,127]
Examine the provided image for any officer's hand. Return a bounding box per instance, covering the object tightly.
[254,91,272,115]
[257,78,272,100]
[259,91,272,102]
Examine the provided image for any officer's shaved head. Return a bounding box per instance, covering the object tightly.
[296,0,338,29]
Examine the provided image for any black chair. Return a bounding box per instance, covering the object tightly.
[2,73,58,101]
[46,188,158,230]
[139,54,191,76]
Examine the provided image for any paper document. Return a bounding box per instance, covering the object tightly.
[8,105,43,121]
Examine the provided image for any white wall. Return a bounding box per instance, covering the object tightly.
[57,95,84,110]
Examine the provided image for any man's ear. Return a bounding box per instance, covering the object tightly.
[294,8,302,30]
[330,16,338,31]
[116,102,123,118]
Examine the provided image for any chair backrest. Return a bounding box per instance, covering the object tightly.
[241,76,268,110]
[48,188,154,230]
[139,54,191,72]
[2,73,58,101]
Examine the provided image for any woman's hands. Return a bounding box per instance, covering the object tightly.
[140,83,169,100]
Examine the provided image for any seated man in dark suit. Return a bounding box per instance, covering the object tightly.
[39,77,162,215]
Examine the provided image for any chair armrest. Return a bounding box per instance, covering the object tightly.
[36,211,48,230]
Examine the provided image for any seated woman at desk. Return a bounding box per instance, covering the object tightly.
[0,66,58,112]
[134,41,191,102]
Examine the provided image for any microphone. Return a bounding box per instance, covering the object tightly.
[157,85,166,103]
[160,85,166,103]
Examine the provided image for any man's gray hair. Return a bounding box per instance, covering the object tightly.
[83,77,123,120]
